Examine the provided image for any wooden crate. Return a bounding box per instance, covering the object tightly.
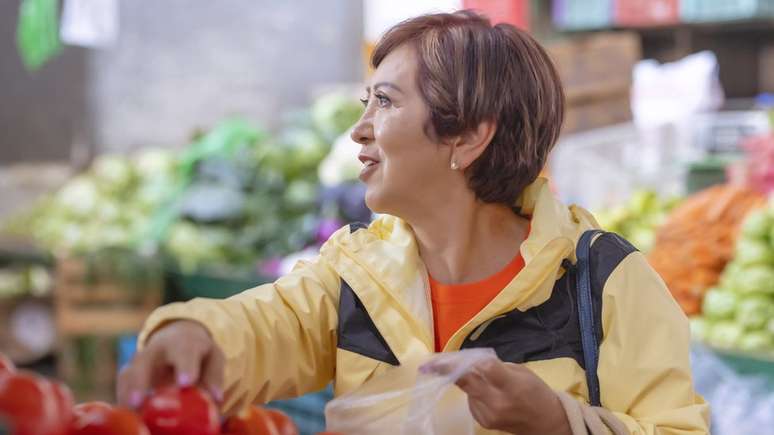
[54,258,161,336]
[54,257,162,400]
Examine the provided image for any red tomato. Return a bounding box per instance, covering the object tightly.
[141,386,219,435]
[72,401,113,421]
[0,354,14,375]
[0,371,67,435]
[70,402,150,435]
[222,406,278,435]
[263,409,298,435]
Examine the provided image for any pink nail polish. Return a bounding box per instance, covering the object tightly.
[129,391,143,408]
[177,373,192,386]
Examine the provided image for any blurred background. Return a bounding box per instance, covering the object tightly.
[1,0,773,433]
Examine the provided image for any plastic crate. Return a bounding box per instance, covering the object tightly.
[614,0,680,27]
[681,0,774,22]
[552,0,613,30]
[268,386,333,435]
[685,157,733,194]
[166,270,270,301]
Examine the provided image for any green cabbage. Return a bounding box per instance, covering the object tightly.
[707,321,745,348]
[689,317,712,341]
[740,209,772,242]
[735,295,774,330]
[738,331,773,352]
[735,265,774,294]
[702,289,738,319]
[734,240,774,266]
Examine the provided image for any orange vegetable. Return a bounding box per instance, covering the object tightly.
[648,184,765,315]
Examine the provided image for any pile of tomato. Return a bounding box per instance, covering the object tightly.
[0,353,342,435]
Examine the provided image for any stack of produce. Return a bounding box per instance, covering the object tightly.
[0,352,341,435]
[691,204,774,355]
[3,149,178,255]
[594,190,682,253]
[3,91,365,281]
[648,184,765,315]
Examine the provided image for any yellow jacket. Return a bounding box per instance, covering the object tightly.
[139,178,710,434]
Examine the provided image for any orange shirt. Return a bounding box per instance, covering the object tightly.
[429,249,526,352]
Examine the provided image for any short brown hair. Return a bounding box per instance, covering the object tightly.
[372,10,564,205]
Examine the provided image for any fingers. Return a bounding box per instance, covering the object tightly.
[117,348,156,408]
[200,345,226,403]
[165,341,205,389]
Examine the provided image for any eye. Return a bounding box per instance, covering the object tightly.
[375,93,391,108]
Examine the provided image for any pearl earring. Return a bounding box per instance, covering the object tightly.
[451,161,459,170]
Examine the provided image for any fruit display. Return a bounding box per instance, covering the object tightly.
[594,189,682,253]
[691,203,774,355]
[648,184,766,315]
[0,352,345,435]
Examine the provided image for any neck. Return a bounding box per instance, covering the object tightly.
[406,189,529,285]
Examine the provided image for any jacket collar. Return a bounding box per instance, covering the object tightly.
[322,177,599,351]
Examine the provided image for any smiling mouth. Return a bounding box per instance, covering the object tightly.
[359,160,379,181]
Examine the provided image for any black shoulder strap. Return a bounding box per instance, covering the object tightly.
[575,229,604,407]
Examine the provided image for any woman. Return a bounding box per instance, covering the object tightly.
[119,11,709,434]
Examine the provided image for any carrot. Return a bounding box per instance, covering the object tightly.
[648,184,765,315]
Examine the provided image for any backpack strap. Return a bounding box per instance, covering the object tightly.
[574,229,605,407]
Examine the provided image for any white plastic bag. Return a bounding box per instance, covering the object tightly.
[325,348,498,435]
[60,0,119,48]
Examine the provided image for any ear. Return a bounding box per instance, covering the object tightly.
[450,119,497,170]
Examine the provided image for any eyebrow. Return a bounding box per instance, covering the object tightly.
[367,82,404,94]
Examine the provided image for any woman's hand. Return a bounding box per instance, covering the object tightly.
[117,320,225,408]
[422,357,572,435]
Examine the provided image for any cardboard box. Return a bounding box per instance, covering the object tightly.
[547,31,641,105]
[563,91,632,133]
[547,32,640,133]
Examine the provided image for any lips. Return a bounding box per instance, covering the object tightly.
[358,154,380,165]
[358,153,380,181]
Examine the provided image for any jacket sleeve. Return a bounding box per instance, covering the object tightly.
[596,252,710,434]
[137,256,341,413]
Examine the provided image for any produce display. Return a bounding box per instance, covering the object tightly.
[3,91,365,282]
[0,352,339,435]
[691,202,774,355]
[739,133,774,195]
[594,189,682,253]
[648,184,765,315]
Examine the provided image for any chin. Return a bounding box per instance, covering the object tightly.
[364,186,393,215]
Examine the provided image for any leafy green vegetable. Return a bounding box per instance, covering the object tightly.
[689,317,712,342]
[734,239,774,266]
[707,321,745,349]
[311,92,364,141]
[735,265,774,294]
[741,209,772,242]
[594,190,681,253]
[735,295,774,330]
[702,289,737,319]
[738,331,773,352]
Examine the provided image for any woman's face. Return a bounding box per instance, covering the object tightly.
[351,44,454,217]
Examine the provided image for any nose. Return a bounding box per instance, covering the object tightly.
[350,109,374,145]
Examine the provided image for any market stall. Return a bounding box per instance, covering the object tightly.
[2,0,774,434]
